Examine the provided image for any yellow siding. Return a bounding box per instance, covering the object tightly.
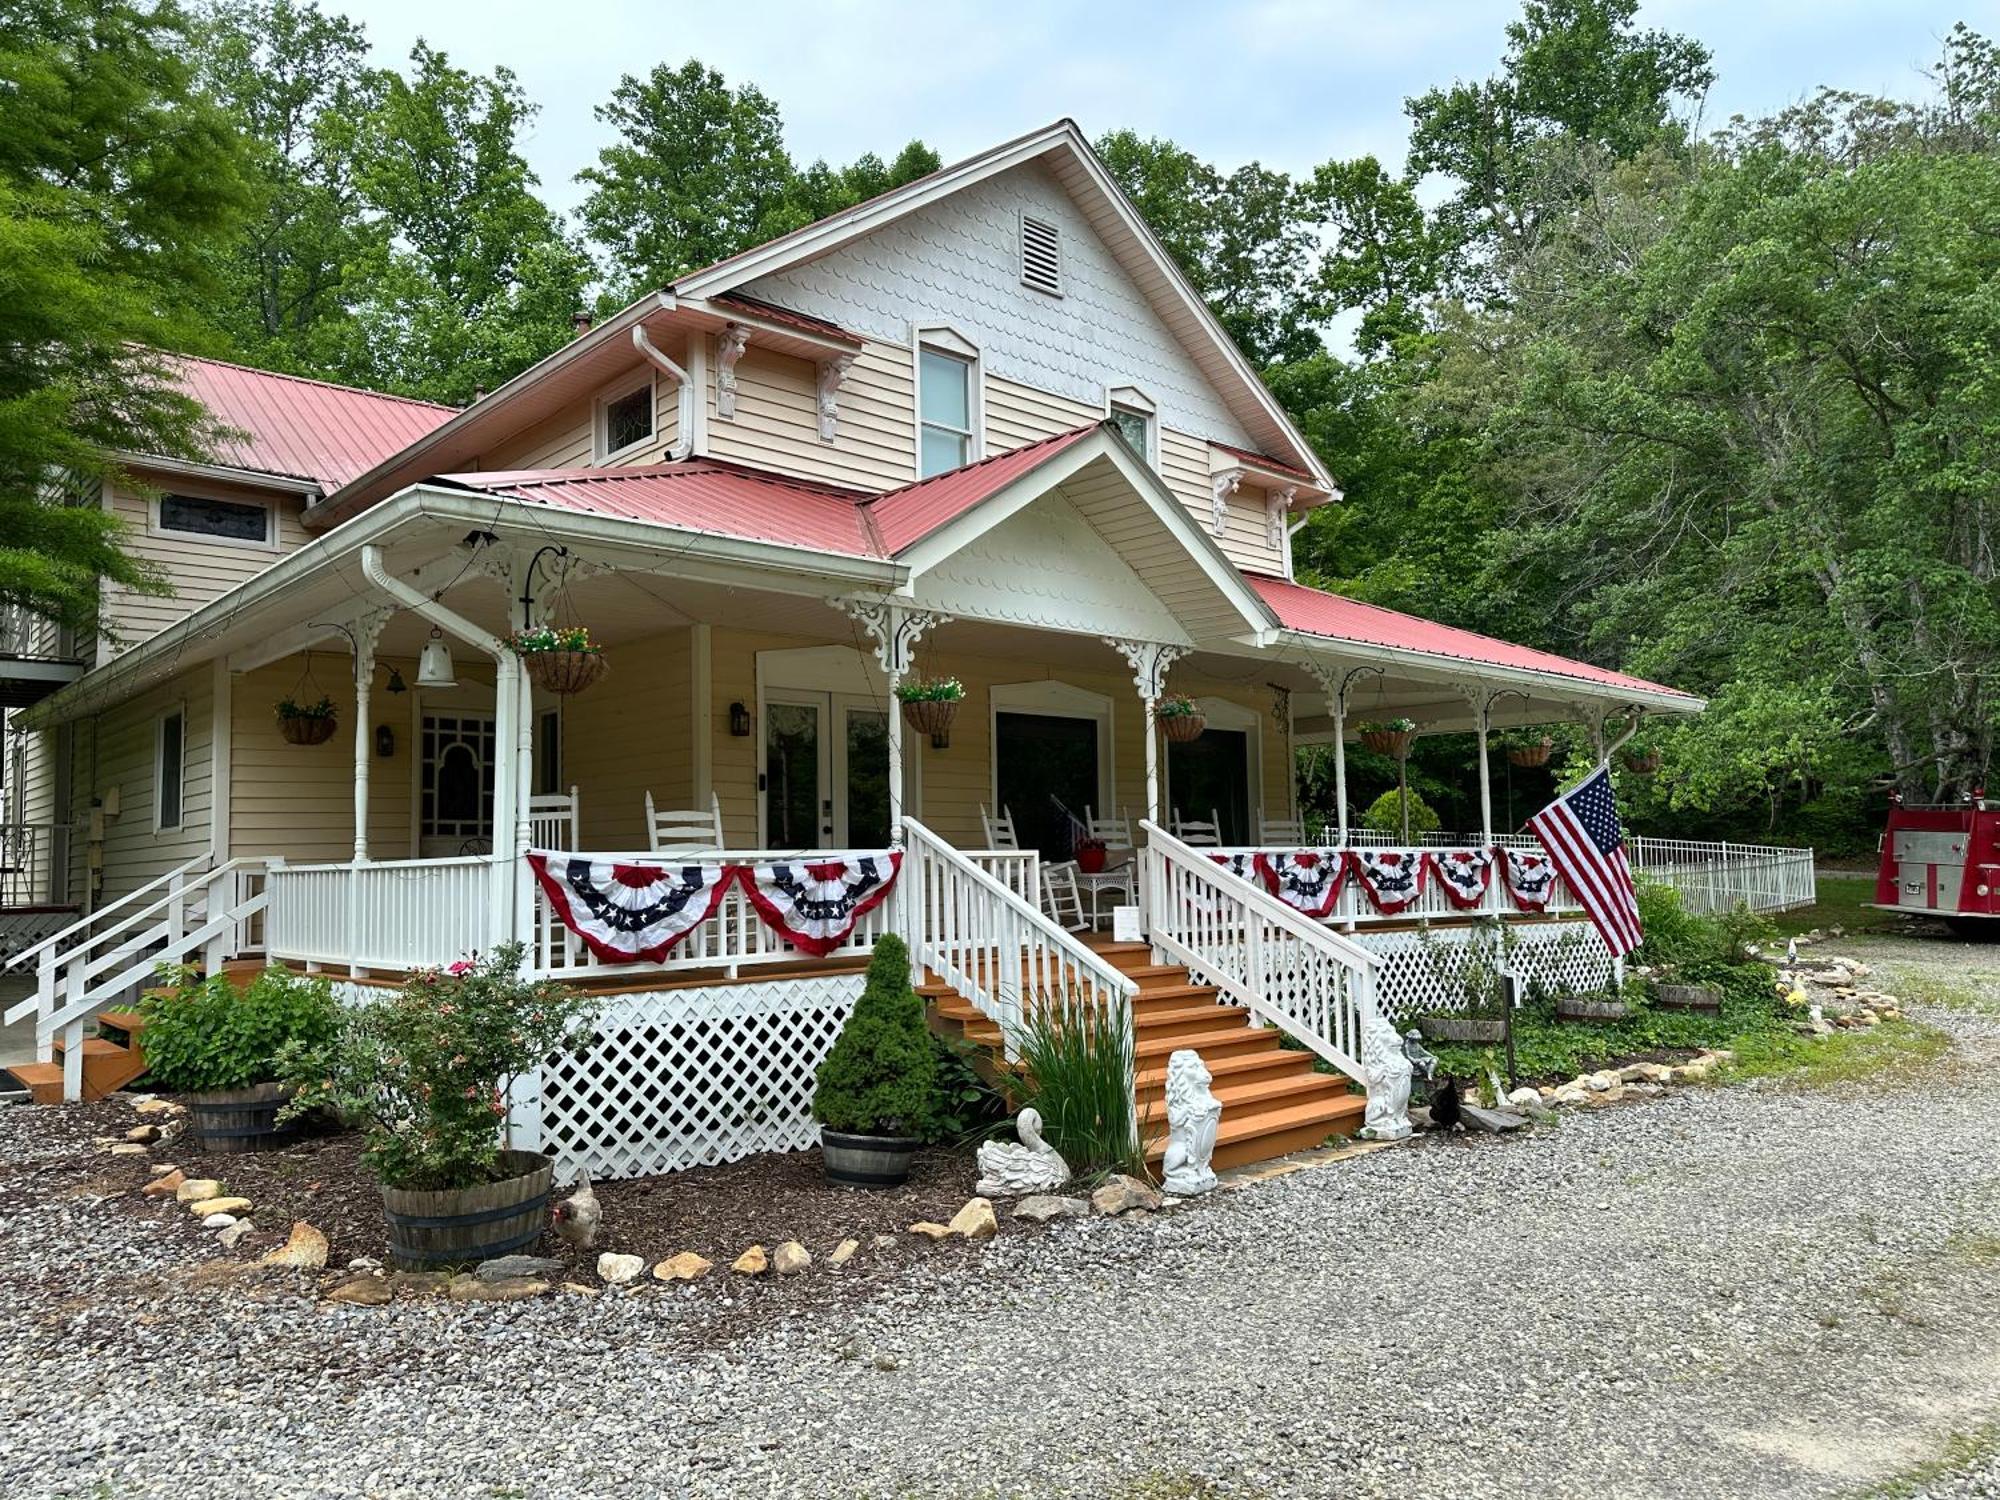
[546,625,692,849]
[1161,428,1287,577]
[479,349,684,472]
[99,472,312,654]
[83,664,213,899]
[704,339,915,492]
[985,374,1098,452]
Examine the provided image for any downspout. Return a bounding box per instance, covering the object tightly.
[633,326,694,461]
[360,544,520,951]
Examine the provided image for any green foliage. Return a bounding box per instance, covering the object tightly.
[1632,879,1772,972]
[925,1031,1005,1145]
[279,943,596,1190]
[274,694,334,721]
[508,624,598,656]
[894,676,963,703]
[139,963,340,1093]
[1156,694,1200,720]
[0,0,249,636]
[1011,999,1140,1180]
[1361,788,1440,836]
[811,934,937,1137]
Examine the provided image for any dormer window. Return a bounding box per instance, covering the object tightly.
[594,377,655,462]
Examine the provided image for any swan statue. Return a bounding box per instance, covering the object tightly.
[975,1107,1071,1196]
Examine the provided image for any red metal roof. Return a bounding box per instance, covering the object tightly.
[1210,439,1315,483]
[168,355,455,492]
[436,462,882,557]
[867,424,1101,554]
[710,293,862,344]
[1249,574,1696,699]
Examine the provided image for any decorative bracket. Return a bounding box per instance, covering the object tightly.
[1209,470,1240,538]
[817,356,854,442]
[1301,660,1383,718]
[1105,638,1190,702]
[716,324,750,420]
[839,597,950,680]
[1265,486,1297,549]
[310,608,392,684]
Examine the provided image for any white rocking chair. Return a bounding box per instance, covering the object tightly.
[645,790,725,855]
[980,804,1021,850]
[1258,814,1307,847]
[529,785,580,850]
[1171,807,1223,847]
[1039,861,1089,933]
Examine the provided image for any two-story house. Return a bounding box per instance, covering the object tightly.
[2,122,1698,1173]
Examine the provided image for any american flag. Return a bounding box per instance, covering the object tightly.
[1527,765,1643,956]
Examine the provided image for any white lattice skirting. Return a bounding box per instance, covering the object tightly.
[1353,920,1615,1022]
[523,974,865,1182]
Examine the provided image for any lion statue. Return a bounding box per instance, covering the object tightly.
[1161,1049,1222,1195]
[1359,1013,1413,1141]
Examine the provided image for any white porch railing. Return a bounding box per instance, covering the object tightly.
[1208,842,1584,927]
[264,856,496,972]
[900,818,1134,1058]
[1628,836,1816,914]
[1141,821,1379,1083]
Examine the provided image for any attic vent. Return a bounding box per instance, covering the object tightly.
[1019,212,1062,296]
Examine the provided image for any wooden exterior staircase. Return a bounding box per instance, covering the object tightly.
[924,938,1366,1174]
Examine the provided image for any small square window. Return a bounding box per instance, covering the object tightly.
[156,709,184,830]
[159,493,270,543]
[600,384,653,458]
[1110,405,1153,461]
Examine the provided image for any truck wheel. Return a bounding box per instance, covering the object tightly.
[1944,916,2000,941]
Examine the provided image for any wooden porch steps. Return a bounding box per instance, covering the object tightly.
[6,1013,150,1105]
[923,938,1366,1174]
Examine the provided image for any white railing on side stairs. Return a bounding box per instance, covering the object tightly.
[1140,820,1381,1084]
[899,817,1136,1062]
[3,857,269,1100]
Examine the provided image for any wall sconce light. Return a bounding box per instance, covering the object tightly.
[729,701,752,737]
[375,724,395,758]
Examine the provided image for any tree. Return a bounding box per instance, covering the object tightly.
[189,0,379,375]
[337,42,591,405]
[0,0,248,636]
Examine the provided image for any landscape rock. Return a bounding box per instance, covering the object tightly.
[1013,1195,1089,1222]
[218,1220,256,1250]
[731,1245,769,1276]
[446,1274,550,1303]
[105,1143,149,1156]
[907,1221,951,1240]
[771,1241,812,1274]
[188,1196,253,1218]
[384,1271,451,1295]
[259,1221,328,1271]
[346,1256,383,1273]
[132,1097,175,1116]
[174,1178,222,1203]
[653,1251,714,1282]
[124,1124,160,1143]
[828,1238,859,1266]
[946,1197,998,1240]
[474,1254,562,1282]
[596,1252,645,1286]
[201,1213,238,1230]
[325,1276,392,1307]
[141,1169,186,1198]
[1090,1175,1163,1217]
[562,1282,600,1297]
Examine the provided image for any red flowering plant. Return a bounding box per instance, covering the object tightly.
[278,942,598,1191]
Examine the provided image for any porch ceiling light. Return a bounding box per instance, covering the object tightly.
[416,627,457,689]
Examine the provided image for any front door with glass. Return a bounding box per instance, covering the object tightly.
[762,691,891,849]
[419,711,496,856]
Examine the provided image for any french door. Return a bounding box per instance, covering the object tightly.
[762,691,891,849]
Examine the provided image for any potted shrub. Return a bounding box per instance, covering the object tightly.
[139,964,342,1153]
[276,694,338,746]
[1074,835,1109,874]
[1157,694,1205,742]
[1504,731,1554,768]
[896,675,964,744]
[1358,717,1415,758]
[279,944,598,1268]
[813,933,937,1187]
[509,624,607,696]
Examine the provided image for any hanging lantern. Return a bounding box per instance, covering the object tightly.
[417,627,457,689]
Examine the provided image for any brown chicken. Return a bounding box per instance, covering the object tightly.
[551,1173,601,1251]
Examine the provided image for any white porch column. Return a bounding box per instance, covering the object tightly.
[1305,662,1380,846]
[839,598,950,839]
[350,616,387,862]
[1106,639,1189,827]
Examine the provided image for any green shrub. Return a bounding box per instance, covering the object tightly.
[926,1031,1006,1144]
[279,943,597,1191]
[1012,996,1140,1179]
[1634,879,1773,972]
[139,964,341,1094]
[1361,787,1440,837]
[813,933,938,1137]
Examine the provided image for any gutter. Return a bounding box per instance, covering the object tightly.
[1280,630,1705,715]
[114,451,322,499]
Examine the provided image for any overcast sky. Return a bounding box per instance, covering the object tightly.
[328,0,1974,216]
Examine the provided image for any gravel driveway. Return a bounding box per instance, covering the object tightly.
[5,933,1999,1500]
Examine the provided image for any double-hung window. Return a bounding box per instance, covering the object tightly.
[918,347,975,479]
[594,378,655,462]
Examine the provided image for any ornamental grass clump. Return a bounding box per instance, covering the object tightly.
[278,943,597,1191]
[1012,997,1140,1180]
[140,964,341,1094]
[812,933,937,1138]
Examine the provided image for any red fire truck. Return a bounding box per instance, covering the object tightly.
[1874,793,2000,933]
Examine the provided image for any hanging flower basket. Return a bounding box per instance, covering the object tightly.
[902,697,957,739]
[276,695,337,747]
[1358,720,1414,758]
[1507,737,1553,768]
[509,626,606,697]
[1622,748,1662,776]
[1158,695,1205,743]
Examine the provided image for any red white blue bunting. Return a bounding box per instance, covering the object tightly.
[527,852,732,965]
[1254,850,1346,918]
[1502,848,1560,912]
[1345,849,1427,915]
[1206,853,1256,881]
[740,853,903,957]
[1430,848,1496,910]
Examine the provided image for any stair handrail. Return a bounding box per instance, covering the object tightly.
[4,852,214,972]
[1139,819,1380,1083]
[899,817,1136,1054]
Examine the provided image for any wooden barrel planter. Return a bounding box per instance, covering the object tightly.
[1417,1014,1507,1044]
[1507,740,1553,768]
[820,1130,921,1188]
[901,697,958,741]
[379,1150,554,1270]
[1360,728,1412,758]
[279,716,337,746]
[1655,982,1722,1012]
[523,649,607,696]
[1555,994,1630,1023]
[186,1082,301,1154]
[1161,713,1206,743]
